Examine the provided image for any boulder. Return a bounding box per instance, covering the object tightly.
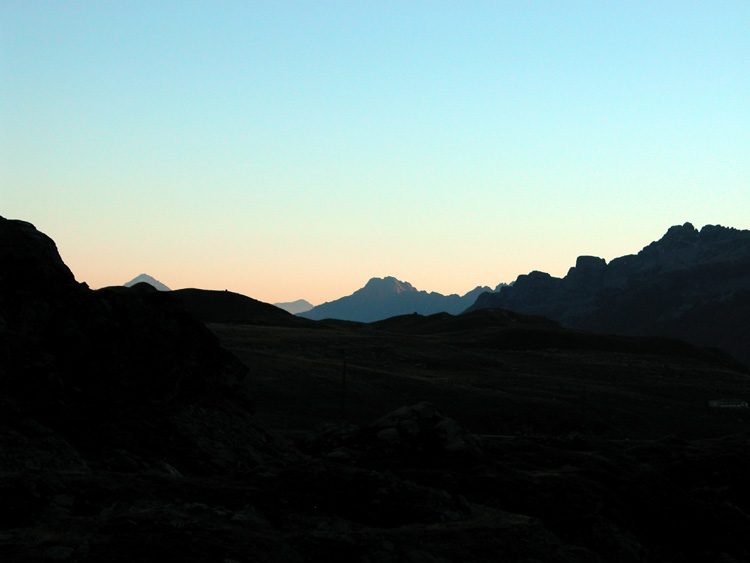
[368,402,482,458]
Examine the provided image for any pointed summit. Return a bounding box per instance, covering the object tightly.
[124,274,171,291]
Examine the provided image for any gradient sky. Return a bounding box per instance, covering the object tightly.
[2,2,748,305]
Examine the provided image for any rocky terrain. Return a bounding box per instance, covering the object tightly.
[468,223,750,365]
[2,216,750,562]
[299,277,492,322]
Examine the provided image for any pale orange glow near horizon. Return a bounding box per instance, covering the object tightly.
[3,3,748,305]
[48,217,698,306]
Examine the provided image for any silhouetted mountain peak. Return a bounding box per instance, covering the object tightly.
[362,276,417,296]
[632,223,750,272]
[125,273,171,291]
[566,255,607,279]
[300,277,495,322]
[699,223,744,242]
[667,221,697,238]
[639,222,698,256]
[575,255,607,271]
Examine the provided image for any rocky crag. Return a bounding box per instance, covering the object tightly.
[467,223,750,364]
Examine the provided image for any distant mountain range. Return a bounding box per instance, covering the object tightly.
[467,223,750,364]
[124,273,171,291]
[117,224,749,365]
[274,299,314,314]
[298,276,494,323]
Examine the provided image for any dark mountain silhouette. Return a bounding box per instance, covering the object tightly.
[467,223,750,364]
[299,276,493,322]
[171,288,313,327]
[0,216,266,473]
[274,298,314,314]
[124,273,170,291]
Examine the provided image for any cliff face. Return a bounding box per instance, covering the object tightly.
[467,223,750,364]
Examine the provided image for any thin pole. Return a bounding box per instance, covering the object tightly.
[341,356,348,423]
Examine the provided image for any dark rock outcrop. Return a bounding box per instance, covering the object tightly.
[467,223,750,364]
[0,216,270,474]
[302,402,483,473]
[367,402,482,458]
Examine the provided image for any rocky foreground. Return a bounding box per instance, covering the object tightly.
[2,216,750,562]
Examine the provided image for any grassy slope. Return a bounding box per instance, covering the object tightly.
[210,314,750,441]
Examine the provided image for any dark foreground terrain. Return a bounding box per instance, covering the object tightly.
[2,216,750,562]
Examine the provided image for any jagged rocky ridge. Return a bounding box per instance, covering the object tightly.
[467,223,750,364]
[299,276,492,322]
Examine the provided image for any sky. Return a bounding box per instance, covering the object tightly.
[2,2,748,305]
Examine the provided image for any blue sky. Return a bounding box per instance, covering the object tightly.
[2,2,748,304]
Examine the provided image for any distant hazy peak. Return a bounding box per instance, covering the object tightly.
[274,299,314,314]
[124,274,171,291]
